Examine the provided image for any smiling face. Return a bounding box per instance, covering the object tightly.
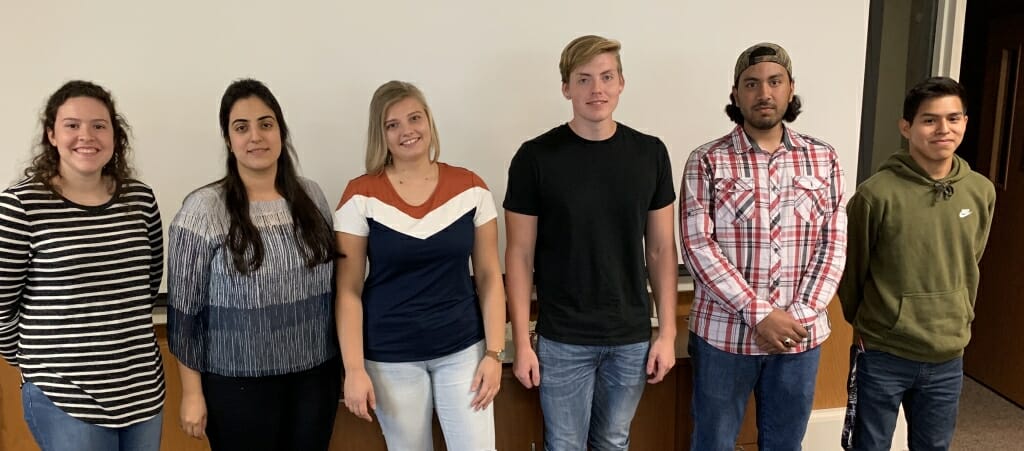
[383,96,432,164]
[900,95,967,169]
[732,61,795,132]
[562,52,624,128]
[227,96,283,177]
[47,96,115,182]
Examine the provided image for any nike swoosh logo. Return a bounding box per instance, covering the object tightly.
[959,209,972,218]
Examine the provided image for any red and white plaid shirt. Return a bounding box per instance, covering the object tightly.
[680,125,847,355]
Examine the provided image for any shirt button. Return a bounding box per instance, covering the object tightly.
[773,280,780,288]
[772,185,780,193]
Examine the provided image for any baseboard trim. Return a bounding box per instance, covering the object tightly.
[803,408,908,451]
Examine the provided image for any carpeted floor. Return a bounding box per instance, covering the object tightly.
[952,377,1024,450]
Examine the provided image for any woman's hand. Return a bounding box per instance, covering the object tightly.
[179,392,207,439]
[470,356,502,410]
[344,369,377,422]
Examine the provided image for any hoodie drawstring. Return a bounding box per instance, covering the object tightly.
[931,182,954,204]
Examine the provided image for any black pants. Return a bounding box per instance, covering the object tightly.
[202,357,341,451]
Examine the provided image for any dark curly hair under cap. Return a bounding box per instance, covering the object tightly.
[725,94,803,126]
[24,80,134,193]
[725,43,802,126]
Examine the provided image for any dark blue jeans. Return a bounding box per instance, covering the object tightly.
[850,350,962,451]
[537,335,649,451]
[689,332,821,451]
[22,381,163,451]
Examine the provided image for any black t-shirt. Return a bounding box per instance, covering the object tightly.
[504,123,675,345]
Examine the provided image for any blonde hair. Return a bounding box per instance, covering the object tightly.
[559,35,622,83]
[365,81,441,174]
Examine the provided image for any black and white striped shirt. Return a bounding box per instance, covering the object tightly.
[0,179,165,428]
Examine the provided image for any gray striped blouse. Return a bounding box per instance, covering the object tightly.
[167,179,338,377]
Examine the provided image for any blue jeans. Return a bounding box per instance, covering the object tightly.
[689,332,821,451]
[849,350,962,451]
[537,335,649,451]
[365,340,495,451]
[22,381,163,451]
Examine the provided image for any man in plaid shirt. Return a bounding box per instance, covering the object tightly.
[679,42,848,451]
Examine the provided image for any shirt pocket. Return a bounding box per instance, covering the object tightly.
[792,175,829,223]
[714,177,757,225]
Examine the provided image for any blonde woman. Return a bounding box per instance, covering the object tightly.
[335,81,505,451]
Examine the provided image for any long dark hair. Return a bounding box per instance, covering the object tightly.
[25,80,134,193]
[218,79,334,274]
[725,93,803,125]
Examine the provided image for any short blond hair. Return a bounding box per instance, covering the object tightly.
[559,35,622,83]
[365,81,441,174]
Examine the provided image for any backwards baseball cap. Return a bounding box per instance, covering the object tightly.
[734,42,792,85]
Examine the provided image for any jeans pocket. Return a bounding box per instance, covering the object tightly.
[21,382,51,450]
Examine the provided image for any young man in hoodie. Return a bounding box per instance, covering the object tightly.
[838,77,996,451]
[680,42,847,450]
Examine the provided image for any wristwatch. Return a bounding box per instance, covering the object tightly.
[485,348,506,362]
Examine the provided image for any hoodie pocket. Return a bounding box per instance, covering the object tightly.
[889,287,974,353]
[714,177,756,225]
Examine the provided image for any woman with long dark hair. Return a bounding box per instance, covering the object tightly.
[167,79,339,451]
[0,80,165,450]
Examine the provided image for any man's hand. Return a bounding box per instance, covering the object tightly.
[513,346,541,389]
[646,336,676,383]
[754,309,809,353]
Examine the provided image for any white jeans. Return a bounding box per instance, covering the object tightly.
[365,340,496,451]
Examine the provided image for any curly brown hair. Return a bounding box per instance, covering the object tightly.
[25,80,134,193]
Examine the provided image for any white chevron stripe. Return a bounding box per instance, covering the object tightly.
[337,186,496,239]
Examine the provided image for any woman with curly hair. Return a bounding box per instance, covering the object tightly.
[0,80,166,451]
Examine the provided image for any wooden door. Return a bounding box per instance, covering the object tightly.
[964,13,1024,406]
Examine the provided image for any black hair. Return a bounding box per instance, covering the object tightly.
[902,76,968,123]
[217,78,335,274]
[725,94,803,125]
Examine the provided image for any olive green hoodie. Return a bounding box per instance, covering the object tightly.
[838,151,995,362]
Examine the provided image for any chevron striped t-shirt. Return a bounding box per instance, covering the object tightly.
[0,179,165,428]
[335,163,497,362]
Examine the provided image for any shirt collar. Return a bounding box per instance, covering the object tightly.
[729,124,808,154]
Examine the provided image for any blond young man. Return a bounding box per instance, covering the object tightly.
[504,35,678,450]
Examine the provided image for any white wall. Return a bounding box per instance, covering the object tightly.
[0,0,869,279]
